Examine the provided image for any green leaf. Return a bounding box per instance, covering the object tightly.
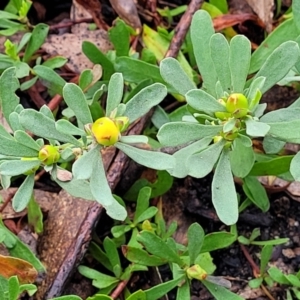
[0,159,40,176]
[33,65,66,95]
[106,73,124,117]
[42,56,67,69]
[250,155,292,176]
[229,35,251,93]
[27,195,43,234]
[78,266,119,289]
[82,41,114,80]
[293,0,300,31]
[0,67,20,127]
[12,174,34,212]
[103,238,121,278]
[0,136,38,157]
[135,207,158,224]
[89,241,112,271]
[160,57,196,96]
[194,252,216,275]
[185,89,227,115]
[108,19,130,57]
[124,170,173,200]
[119,135,148,144]
[134,186,151,223]
[230,139,255,178]
[20,76,38,91]
[19,109,81,146]
[171,138,212,178]
[14,61,30,78]
[14,130,41,151]
[72,146,98,180]
[243,176,270,212]
[52,296,82,300]
[248,277,263,289]
[122,246,167,266]
[212,149,238,225]
[202,280,244,299]
[9,112,24,132]
[291,152,300,181]
[187,140,225,178]
[157,122,221,147]
[115,57,164,85]
[245,118,270,137]
[8,275,19,300]
[56,119,86,136]
[260,245,273,274]
[187,223,204,265]
[268,267,290,285]
[63,83,93,125]
[265,119,300,143]
[286,274,300,288]
[0,10,19,19]
[176,279,190,300]
[90,146,127,221]
[23,23,49,63]
[253,41,300,93]
[126,290,146,300]
[190,10,217,96]
[263,135,285,154]
[124,83,167,123]
[18,283,37,297]
[111,224,131,238]
[0,221,45,273]
[79,69,93,91]
[52,175,94,201]
[250,18,299,73]
[137,231,184,266]
[210,33,231,93]
[145,275,185,300]
[115,142,175,171]
[246,76,265,107]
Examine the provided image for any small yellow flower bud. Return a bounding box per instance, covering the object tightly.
[226,93,248,118]
[38,145,60,166]
[92,117,120,146]
[187,264,207,280]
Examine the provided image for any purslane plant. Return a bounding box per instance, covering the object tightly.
[156,10,300,225]
[0,67,174,220]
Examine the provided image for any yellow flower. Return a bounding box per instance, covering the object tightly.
[92,117,120,146]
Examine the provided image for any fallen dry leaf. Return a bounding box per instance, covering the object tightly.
[213,13,265,32]
[245,0,274,32]
[0,254,38,284]
[109,0,142,29]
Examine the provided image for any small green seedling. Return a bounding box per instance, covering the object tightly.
[0,275,37,300]
[238,228,289,246]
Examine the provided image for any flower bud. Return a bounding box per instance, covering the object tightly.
[226,93,248,118]
[92,117,120,146]
[114,116,130,133]
[187,264,207,280]
[38,145,60,166]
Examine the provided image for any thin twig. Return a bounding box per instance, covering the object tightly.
[165,0,204,58]
[110,278,130,299]
[240,244,275,300]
